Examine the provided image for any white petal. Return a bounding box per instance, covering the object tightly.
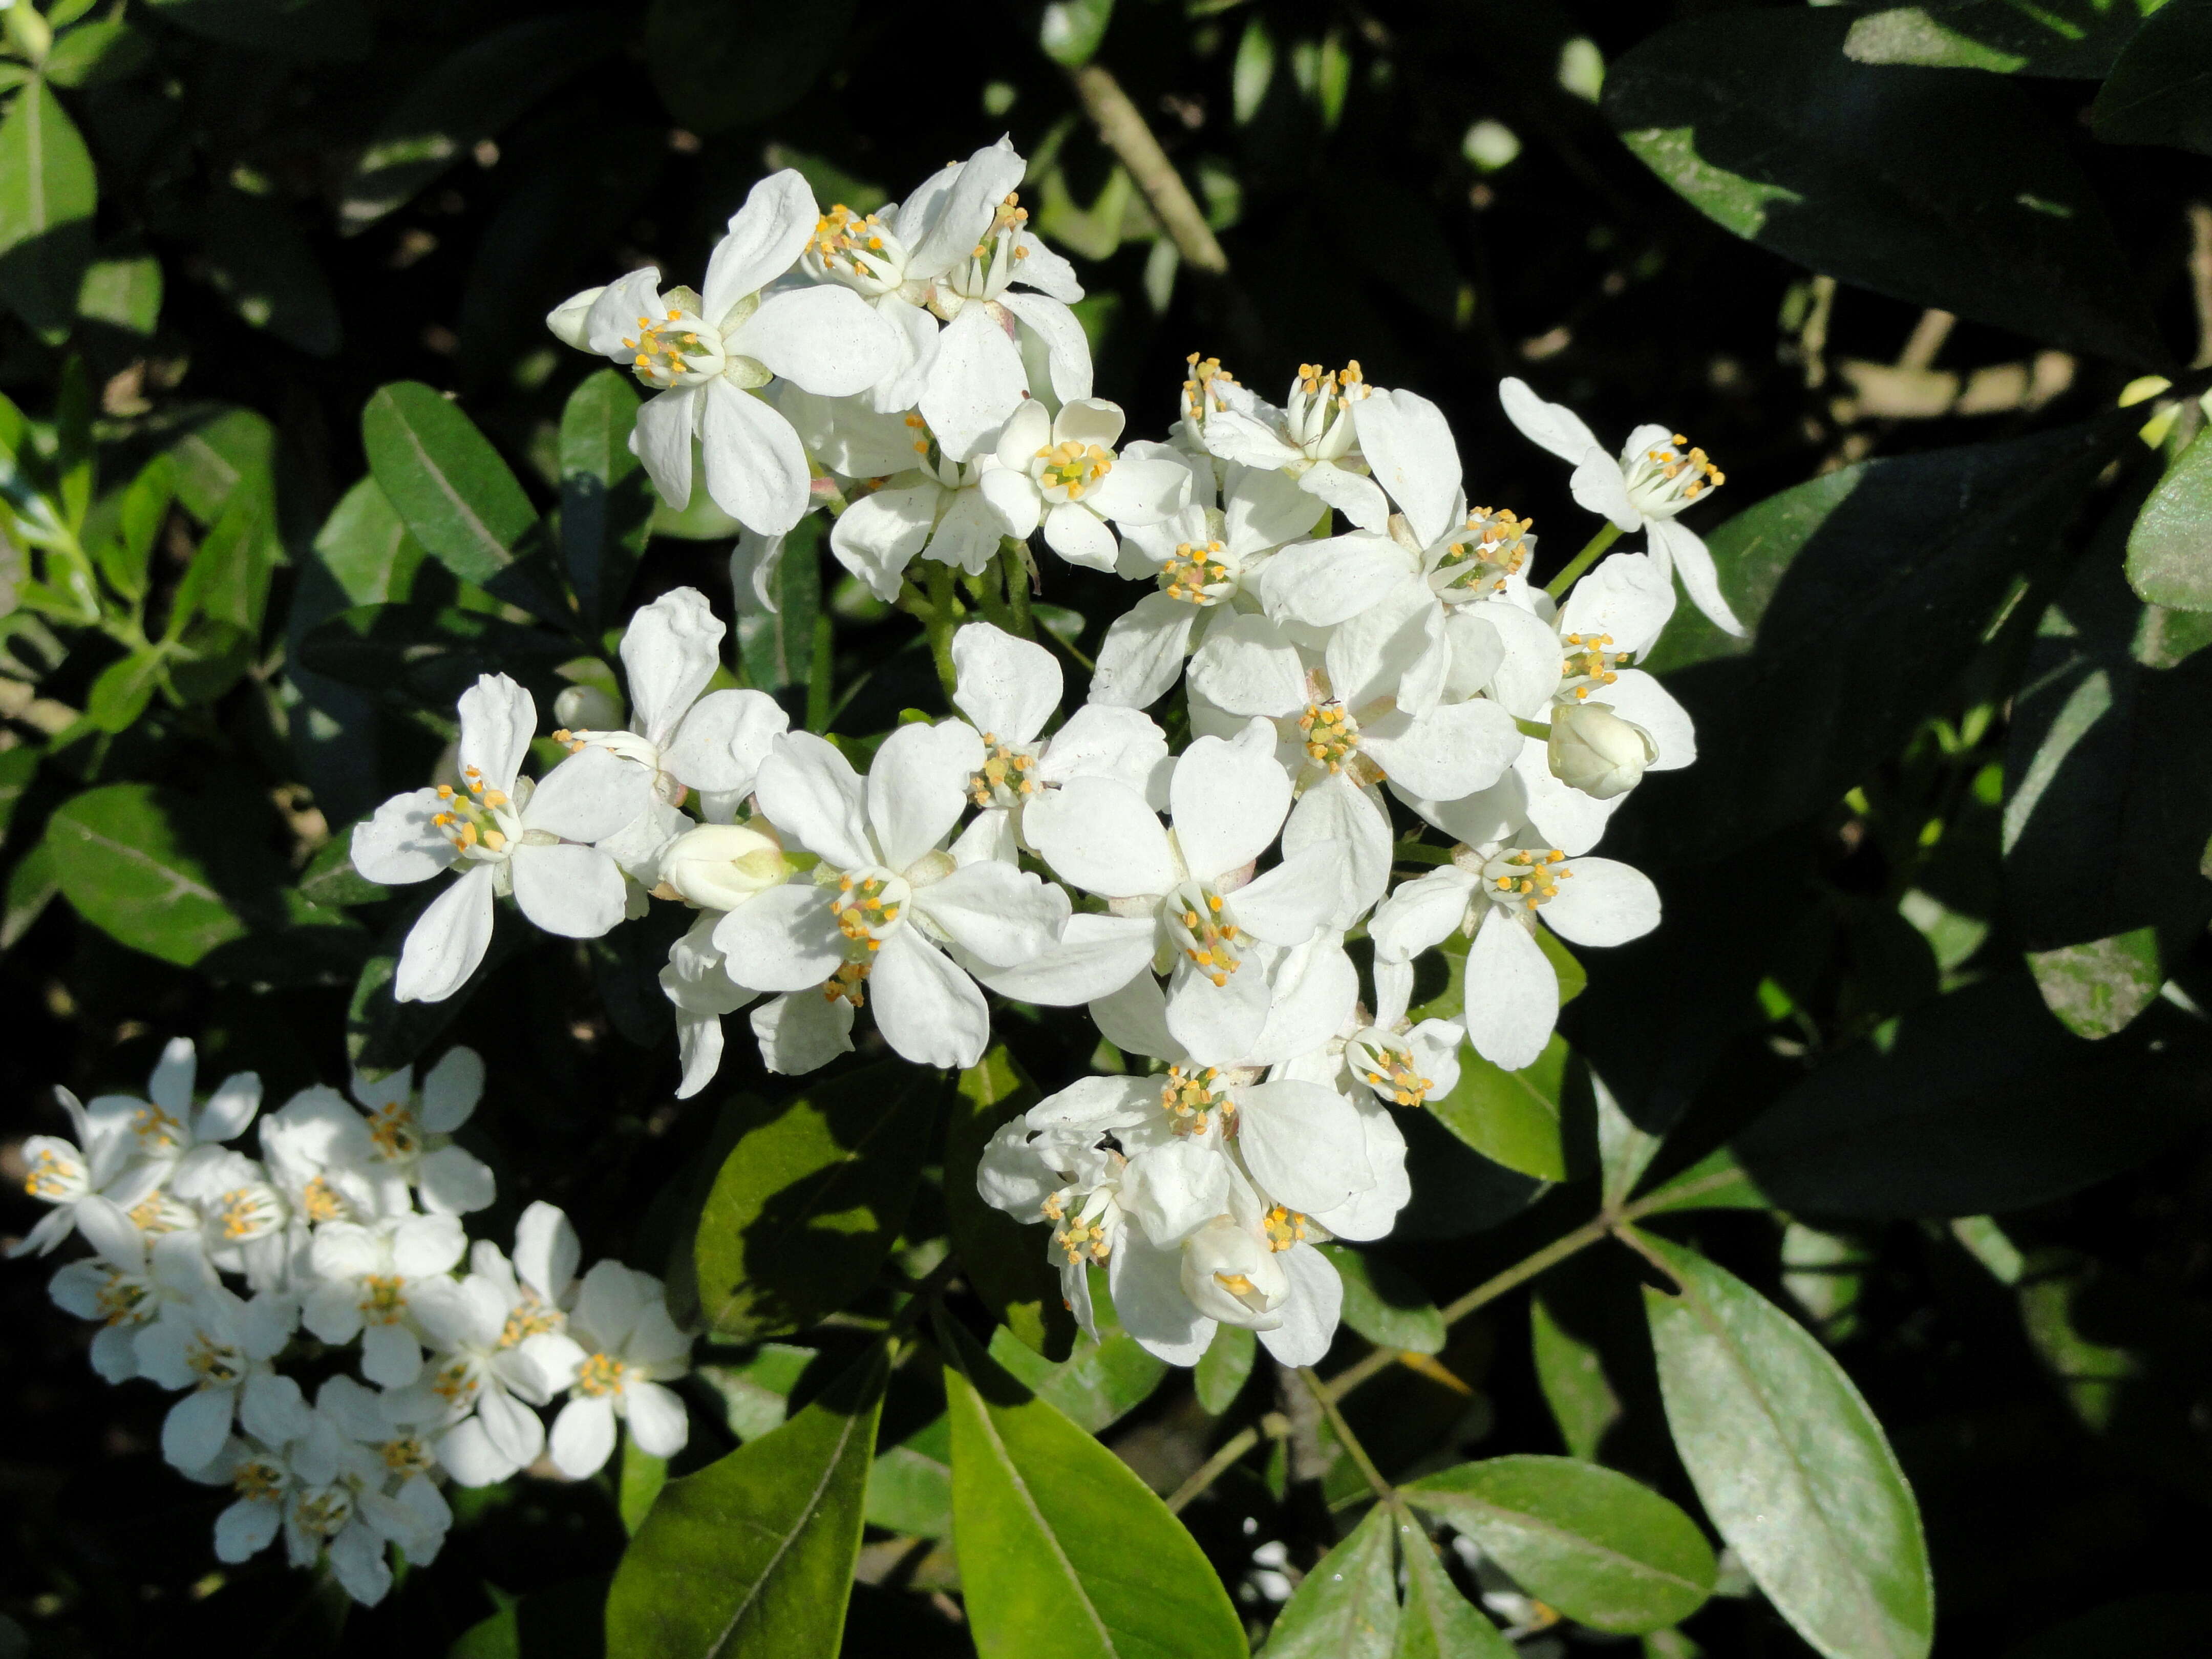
[1087,456,1192,529]
[360,1322,423,1388]
[1231,843,1350,947]
[1463,914,1558,1072]
[1090,968,1182,1062]
[550,1395,620,1479]
[731,286,897,398]
[215,1498,282,1563]
[1237,1082,1372,1215]
[458,674,536,797]
[1369,865,1478,964]
[1358,700,1521,802]
[631,387,699,511]
[510,843,627,939]
[664,689,791,796]
[1258,533,1407,628]
[952,622,1061,745]
[515,1201,581,1303]
[1164,958,1271,1067]
[756,732,873,870]
[978,464,1042,538]
[1027,1075,1157,1133]
[1354,388,1461,549]
[625,1380,690,1457]
[438,1417,522,1487]
[1512,741,1623,856]
[621,588,723,750]
[1199,407,1301,471]
[1299,462,1389,533]
[867,719,983,871]
[415,1145,496,1215]
[1041,501,1118,571]
[1649,516,1744,636]
[525,745,649,844]
[1325,579,1444,715]
[1224,463,1324,554]
[584,268,666,360]
[1010,230,1082,302]
[1110,1234,1215,1367]
[1499,377,1603,464]
[1604,669,1696,770]
[701,380,810,536]
[915,859,1068,967]
[1541,857,1661,948]
[1185,612,1306,719]
[351,789,459,886]
[991,398,1053,471]
[1034,705,1167,797]
[1254,1242,1343,1367]
[1023,776,1176,898]
[1089,592,1197,709]
[751,990,856,1075]
[162,1388,234,1474]
[1122,1141,1232,1248]
[999,289,1093,403]
[395,864,498,1004]
[1570,452,1640,529]
[966,912,1156,1006]
[1481,601,1570,718]
[1305,1098,1411,1242]
[925,486,1005,575]
[1170,719,1292,881]
[701,169,819,320]
[869,931,990,1069]
[417,1046,483,1132]
[1283,775,1391,929]
[1244,937,1360,1067]
[906,138,1027,279]
[920,304,1028,463]
[1556,551,1676,656]
[711,884,844,992]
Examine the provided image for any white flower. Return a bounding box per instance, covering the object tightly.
[1371,841,1660,1070]
[48,1195,219,1381]
[975,1117,1153,1350]
[167,1148,290,1291]
[1547,701,1656,800]
[340,1047,496,1217]
[715,724,1072,1070]
[133,1286,310,1473]
[349,673,651,1004]
[301,1211,467,1388]
[1022,718,1354,1062]
[547,1262,692,1478]
[551,171,899,534]
[283,1375,455,1606]
[1195,360,1387,532]
[828,430,1014,599]
[985,398,1192,571]
[11,1085,165,1259]
[1343,959,1464,1113]
[1499,376,1741,635]
[661,910,761,1099]
[803,138,1091,459]
[258,1085,399,1282]
[1175,1181,1344,1368]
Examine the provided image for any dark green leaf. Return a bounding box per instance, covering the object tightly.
[644,0,856,135]
[0,79,96,337]
[0,746,37,846]
[1319,1244,1444,1355]
[347,900,526,1078]
[1606,8,2163,365]
[559,370,652,628]
[2,840,59,952]
[1260,1502,1399,1658]
[1424,1034,1569,1181]
[196,187,339,357]
[44,22,153,88]
[300,604,580,713]
[451,1577,608,1659]
[1529,1295,1620,1463]
[165,407,274,524]
[84,649,164,734]
[296,834,386,908]
[144,0,372,62]
[76,254,162,334]
[1631,418,2126,857]
[2092,0,2212,155]
[619,1437,667,1536]
[693,1064,939,1341]
[1625,1148,1769,1219]
[604,1344,886,1659]
[987,1307,1167,1434]
[167,483,277,644]
[1195,1322,1257,1415]
[44,784,245,965]
[1733,971,2212,1218]
[1403,1456,1715,1634]
[946,1046,1071,1355]
[1845,1,2159,78]
[740,517,824,694]
[1639,1232,1932,1659]
[1392,1517,1513,1659]
[96,453,174,603]
[312,477,428,607]
[340,14,619,231]
[2126,425,2212,611]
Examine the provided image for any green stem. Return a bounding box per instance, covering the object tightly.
[1298,1366,1395,1505]
[917,563,961,700]
[1001,538,1036,640]
[1544,521,1623,600]
[1513,715,1551,742]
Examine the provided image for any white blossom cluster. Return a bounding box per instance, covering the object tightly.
[11,1039,692,1606]
[337,134,1729,1372]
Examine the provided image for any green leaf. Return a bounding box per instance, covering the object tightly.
[987,1309,1167,1434]
[1606,8,2163,366]
[42,21,153,88]
[1195,1322,1257,1415]
[1732,971,2212,1218]
[2092,0,2212,154]
[312,477,428,607]
[340,14,619,231]
[347,901,526,1078]
[165,407,274,525]
[1392,1517,1513,1659]
[195,187,339,357]
[2126,425,2212,611]
[296,835,386,908]
[1638,1232,1932,1659]
[1318,1244,1444,1355]
[1424,1033,1570,1182]
[1529,1294,1620,1463]
[76,254,161,334]
[618,1435,667,1537]
[84,649,164,734]
[44,784,245,965]
[865,1417,952,1537]
[1040,0,1115,67]
[1402,1456,1716,1635]
[739,517,824,693]
[1845,1,2160,78]
[0,79,96,337]
[0,746,37,846]
[299,604,580,712]
[1259,1501,1399,1658]
[2,840,59,952]
[692,1063,939,1341]
[946,1046,1071,1355]
[361,381,560,622]
[97,452,174,603]
[644,0,856,135]
[944,1326,1247,1659]
[558,370,652,628]
[1625,1148,1770,1219]
[604,1343,886,1659]
[451,1577,608,1659]
[1631,418,2128,857]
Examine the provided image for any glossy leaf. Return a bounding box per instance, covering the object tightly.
[311,478,428,607]
[299,604,579,712]
[1607,8,2163,365]
[165,407,274,525]
[0,79,96,336]
[945,1328,1246,1659]
[1624,1148,1769,1219]
[1403,1455,1715,1635]
[739,515,825,694]
[1529,1295,1620,1463]
[1195,1323,1257,1415]
[2092,0,2212,155]
[1640,1232,1932,1659]
[84,649,164,734]
[604,1343,886,1658]
[295,836,386,909]
[692,1064,939,1341]
[45,784,244,966]
[559,370,653,628]
[1733,971,2212,1218]
[43,22,153,88]
[1319,1244,1445,1355]
[1392,1517,1513,1659]
[946,1046,1070,1355]
[2126,425,2212,611]
[76,254,160,334]
[1423,1034,1569,1181]
[347,899,526,1078]
[645,0,857,134]
[1845,1,2159,77]
[988,1311,1167,1434]
[1259,1501,1398,1658]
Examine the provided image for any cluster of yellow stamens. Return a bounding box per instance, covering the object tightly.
[822,962,870,1007]
[301,1175,346,1223]
[381,1437,435,1478]
[293,1489,354,1539]
[133,1105,184,1152]
[809,204,890,276]
[1559,632,1625,701]
[431,1357,480,1406]
[1171,891,1243,987]
[1362,1046,1435,1108]
[358,1273,408,1324]
[1299,703,1360,773]
[831,874,901,948]
[1262,1205,1308,1251]
[129,1192,190,1233]
[1295,360,1364,402]
[976,192,1030,259]
[549,728,589,755]
[575,1352,628,1398]
[231,1459,286,1502]
[430,766,511,854]
[1181,353,1239,421]
[1631,434,1724,506]
[185,1336,245,1388]
[969,735,1039,806]
[621,308,707,386]
[905,411,930,457]
[499,1292,562,1349]
[1052,1216,1111,1267]
[1034,439,1113,500]
[1160,1066,1233,1136]
[366,1100,422,1161]
[95,1273,148,1325]
[1433,507,1533,597]
[212,1185,279,1241]
[1492,848,1571,906]
[1160,540,1232,604]
[24,1146,79,1200]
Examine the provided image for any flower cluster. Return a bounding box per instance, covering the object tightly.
[12,1039,692,1606]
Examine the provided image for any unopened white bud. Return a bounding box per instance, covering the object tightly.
[1547,701,1655,800]
[545,286,604,350]
[1179,1217,1287,1329]
[662,823,790,911]
[553,684,623,731]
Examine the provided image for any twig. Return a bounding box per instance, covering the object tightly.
[2190,203,2212,370]
[1064,63,1228,274]
[1298,1367,1394,1504]
[1896,309,1955,375]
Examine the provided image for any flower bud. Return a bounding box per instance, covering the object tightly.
[661,823,790,911]
[553,683,623,732]
[1547,701,1656,800]
[1179,1217,1287,1329]
[545,286,604,350]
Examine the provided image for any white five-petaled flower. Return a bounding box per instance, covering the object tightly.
[549,170,899,535]
[350,673,651,1004]
[339,1046,496,1218]
[48,1194,220,1381]
[283,1375,454,1606]
[1371,839,1661,1071]
[1195,359,1387,532]
[301,1210,467,1389]
[715,724,1073,1071]
[133,1285,311,1473]
[547,1261,692,1478]
[1499,376,1742,636]
[828,415,1017,599]
[987,397,1192,571]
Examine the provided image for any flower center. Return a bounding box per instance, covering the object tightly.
[621,306,727,391]
[575,1352,628,1398]
[1298,703,1361,774]
[431,1357,480,1406]
[1181,353,1240,426]
[24,1146,84,1201]
[1160,541,1234,605]
[830,868,911,951]
[232,1458,286,1502]
[293,1486,354,1540]
[129,1192,195,1233]
[821,962,870,1007]
[1429,506,1534,600]
[133,1105,185,1153]
[1483,847,1572,913]
[96,1272,150,1325]
[969,734,1041,807]
[1033,439,1113,503]
[365,1101,422,1161]
[1160,1066,1234,1136]
[430,769,518,857]
[214,1184,282,1241]
[498,1290,562,1349]
[1351,1034,1434,1107]
[1165,882,1246,987]
[186,1336,246,1389]
[805,204,907,294]
[1262,1205,1308,1250]
[1286,360,1366,457]
[382,1437,435,1478]
[946,193,1030,301]
[1624,433,1724,517]
[1558,632,1628,703]
[359,1273,408,1325]
[1052,1216,1112,1267]
[301,1176,347,1224]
